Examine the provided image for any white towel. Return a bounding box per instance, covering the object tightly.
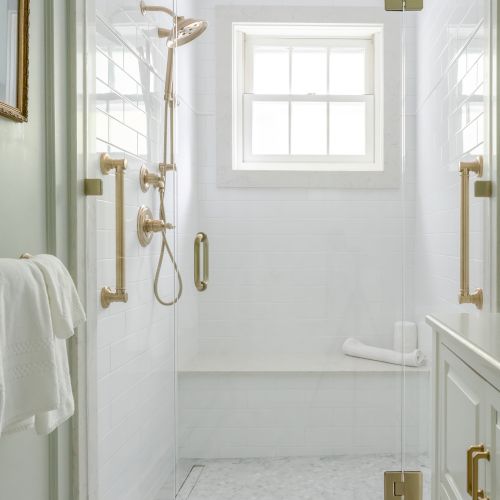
[31,255,86,340]
[0,259,59,435]
[31,255,86,434]
[342,338,425,367]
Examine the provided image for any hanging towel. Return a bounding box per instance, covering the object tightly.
[342,338,425,367]
[31,255,86,340]
[0,259,59,435]
[31,254,86,434]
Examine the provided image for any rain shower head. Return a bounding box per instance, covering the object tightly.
[169,17,208,47]
[140,1,208,100]
[140,1,207,47]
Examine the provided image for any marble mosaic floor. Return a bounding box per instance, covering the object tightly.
[177,454,430,500]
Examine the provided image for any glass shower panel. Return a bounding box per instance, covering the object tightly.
[174,3,413,500]
[404,0,492,498]
[92,2,177,500]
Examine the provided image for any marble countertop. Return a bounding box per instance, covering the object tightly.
[426,312,500,372]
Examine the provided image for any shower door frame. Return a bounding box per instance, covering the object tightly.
[43,0,92,498]
[67,0,99,498]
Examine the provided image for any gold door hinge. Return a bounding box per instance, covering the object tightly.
[84,178,103,196]
[385,0,423,11]
[384,471,423,500]
[474,180,493,198]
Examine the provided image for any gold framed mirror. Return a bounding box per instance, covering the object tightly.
[0,0,29,122]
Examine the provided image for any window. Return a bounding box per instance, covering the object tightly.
[232,24,384,172]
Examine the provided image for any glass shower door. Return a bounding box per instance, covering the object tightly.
[406,0,495,498]
[173,2,420,499]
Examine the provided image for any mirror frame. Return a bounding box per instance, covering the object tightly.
[0,0,29,122]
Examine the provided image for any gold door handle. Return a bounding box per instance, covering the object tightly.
[100,153,129,308]
[194,232,209,291]
[472,447,490,500]
[459,156,483,309]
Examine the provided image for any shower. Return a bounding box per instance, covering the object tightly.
[139,1,207,306]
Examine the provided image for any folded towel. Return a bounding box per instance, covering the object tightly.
[393,321,418,353]
[342,338,425,367]
[31,255,86,434]
[0,259,59,435]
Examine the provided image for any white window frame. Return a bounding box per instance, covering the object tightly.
[232,23,384,173]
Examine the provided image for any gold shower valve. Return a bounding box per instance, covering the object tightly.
[137,206,174,247]
[144,218,167,233]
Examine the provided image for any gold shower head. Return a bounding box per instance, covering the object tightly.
[168,17,208,47]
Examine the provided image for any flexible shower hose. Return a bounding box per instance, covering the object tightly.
[153,182,183,306]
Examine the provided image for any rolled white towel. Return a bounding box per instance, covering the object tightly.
[393,321,418,353]
[342,338,425,367]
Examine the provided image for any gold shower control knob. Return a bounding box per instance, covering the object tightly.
[137,206,174,247]
[144,219,166,233]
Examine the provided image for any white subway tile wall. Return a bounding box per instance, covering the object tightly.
[92,1,199,499]
[415,0,488,324]
[191,0,416,370]
[178,372,429,458]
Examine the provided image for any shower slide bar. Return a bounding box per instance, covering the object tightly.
[100,153,129,308]
[458,155,483,310]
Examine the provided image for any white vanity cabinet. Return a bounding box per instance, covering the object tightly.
[428,314,500,500]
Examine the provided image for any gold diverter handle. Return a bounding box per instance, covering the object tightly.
[458,156,483,310]
[194,232,209,291]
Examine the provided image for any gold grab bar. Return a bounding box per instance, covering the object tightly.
[459,156,483,310]
[100,153,128,308]
[194,232,209,291]
[471,446,490,500]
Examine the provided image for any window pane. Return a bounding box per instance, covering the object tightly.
[329,48,366,95]
[251,101,289,154]
[291,102,327,155]
[253,47,290,94]
[329,102,366,155]
[291,48,327,94]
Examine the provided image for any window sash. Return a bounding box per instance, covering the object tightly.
[245,37,374,95]
[243,94,375,163]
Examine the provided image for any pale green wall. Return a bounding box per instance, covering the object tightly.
[0,0,51,498]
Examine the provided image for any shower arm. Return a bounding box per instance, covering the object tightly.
[140,2,175,18]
